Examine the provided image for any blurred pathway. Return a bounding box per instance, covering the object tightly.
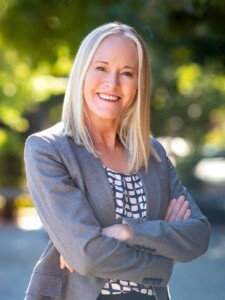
[170,224,225,300]
[0,224,224,300]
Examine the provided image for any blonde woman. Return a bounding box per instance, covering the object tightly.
[24,22,210,300]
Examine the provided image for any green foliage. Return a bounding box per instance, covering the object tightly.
[0,0,224,188]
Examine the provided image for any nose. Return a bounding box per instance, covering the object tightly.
[105,72,119,91]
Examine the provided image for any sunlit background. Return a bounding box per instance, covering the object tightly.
[0,1,224,299]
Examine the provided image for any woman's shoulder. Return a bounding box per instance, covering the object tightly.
[150,136,167,160]
[24,122,70,154]
[27,122,65,141]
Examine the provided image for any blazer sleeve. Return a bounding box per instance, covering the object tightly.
[24,134,173,287]
[124,139,211,262]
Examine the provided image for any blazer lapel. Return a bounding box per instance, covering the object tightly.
[69,137,161,224]
[139,158,161,220]
[70,140,116,227]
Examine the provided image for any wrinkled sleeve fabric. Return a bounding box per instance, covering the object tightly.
[125,138,211,262]
[24,134,173,286]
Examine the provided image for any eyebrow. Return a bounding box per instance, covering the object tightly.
[93,61,137,70]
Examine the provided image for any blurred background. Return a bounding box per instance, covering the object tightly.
[0,0,224,299]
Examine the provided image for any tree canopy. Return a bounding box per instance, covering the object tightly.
[0,0,224,186]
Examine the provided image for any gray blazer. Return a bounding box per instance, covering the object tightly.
[24,122,210,300]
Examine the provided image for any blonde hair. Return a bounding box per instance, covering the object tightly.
[62,22,156,172]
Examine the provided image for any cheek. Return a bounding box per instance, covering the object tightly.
[83,73,93,99]
[127,84,138,109]
[84,72,101,95]
[124,88,138,111]
[129,82,138,100]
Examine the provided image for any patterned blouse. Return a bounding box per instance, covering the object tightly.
[101,166,155,296]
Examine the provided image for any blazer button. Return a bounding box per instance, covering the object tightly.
[142,277,152,285]
[142,277,163,286]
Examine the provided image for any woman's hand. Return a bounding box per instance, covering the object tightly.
[60,196,191,271]
[60,255,74,273]
[101,196,192,242]
[102,224,132,241]
[164,196,191,265]
[59,224,132,272]
[164,195,191,222]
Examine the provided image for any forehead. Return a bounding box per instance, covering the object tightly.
[92,35,139,67]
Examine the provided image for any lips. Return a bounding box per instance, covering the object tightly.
[98,93,120,102]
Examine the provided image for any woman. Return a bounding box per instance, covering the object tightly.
[24,22,210,300]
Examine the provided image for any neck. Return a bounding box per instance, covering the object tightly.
[90,128,119,150]
[84,116,128,173]
[85,118,120,150]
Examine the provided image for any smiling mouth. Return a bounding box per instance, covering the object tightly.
[98,93,120,102]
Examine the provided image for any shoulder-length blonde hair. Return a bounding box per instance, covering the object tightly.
[62,22,156,172]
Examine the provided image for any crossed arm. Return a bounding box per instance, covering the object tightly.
[60,195,191,272]
[25,134,210,283]
[25,135,175,285]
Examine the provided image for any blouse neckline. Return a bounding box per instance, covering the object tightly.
[103,165,136,176]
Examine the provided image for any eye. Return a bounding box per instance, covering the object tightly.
[96,66,105,72]
[122,71,133,78]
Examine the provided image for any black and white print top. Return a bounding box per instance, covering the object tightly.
[101,166,155,296]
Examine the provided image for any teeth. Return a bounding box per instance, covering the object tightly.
[99,93,119,101]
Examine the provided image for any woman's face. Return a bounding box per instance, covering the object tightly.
[83,35,138,127]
